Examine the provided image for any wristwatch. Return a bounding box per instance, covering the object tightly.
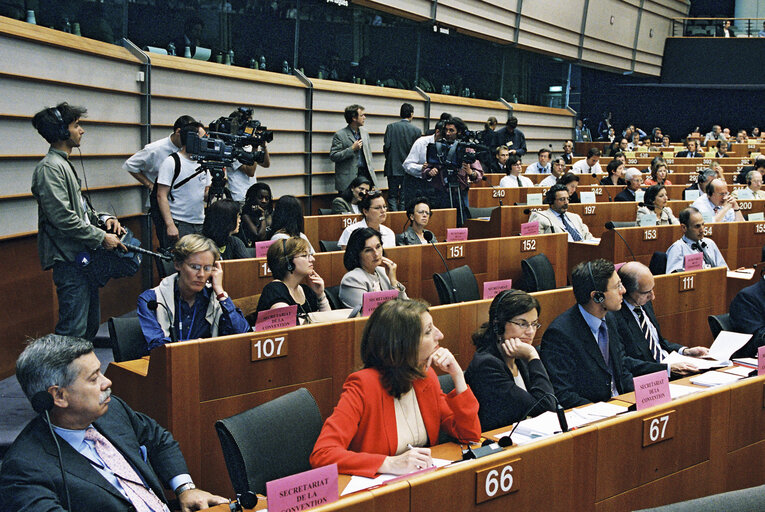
[175,482,196,495]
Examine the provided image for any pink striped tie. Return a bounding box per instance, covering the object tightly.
[85,427,167,512]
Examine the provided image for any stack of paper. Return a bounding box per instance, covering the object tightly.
[664,352,729,371]
[668,384,704,398]
[341,458,452,496]
[690,371,743,387]
[708,331,753,361]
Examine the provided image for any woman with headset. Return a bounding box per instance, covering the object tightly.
[464,289,556,430]
[252,237,330,323]
[396,197,436,246]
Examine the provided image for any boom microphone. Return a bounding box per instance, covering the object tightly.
[32,391,72,512]
[147,299,178,343]
[605,222,636,261]
[122,243,173,261]
[424,231,458,303]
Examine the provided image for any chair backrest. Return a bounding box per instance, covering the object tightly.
[467,207,496,219]
[319,240,340,252]
[215,388,322,496]
[648,251,667,275]
[232,294,261,319]
[318,208,333,215]
[707,313,731,340]
[323,285,344,310]
[107,317,149,362]
[609,221,637,228]
[432,265,480,305]
[519,253,556,292]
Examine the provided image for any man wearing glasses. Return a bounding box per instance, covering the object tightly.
[614,262,709,377]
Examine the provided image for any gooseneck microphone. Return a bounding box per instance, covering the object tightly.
[32,391,72,512]
[424,231,458,303]
[605,222,636,261]
[498,392,568,446]
[147,299,178,343]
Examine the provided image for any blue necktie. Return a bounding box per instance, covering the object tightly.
[560,213,582,241]
[597,322,619,397]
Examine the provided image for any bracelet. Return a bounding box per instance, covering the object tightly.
[175,482,196,495]
[216,291,228,301]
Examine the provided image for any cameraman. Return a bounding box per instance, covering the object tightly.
[421,117,483,222]
[31,102,126,340]
[219,109,271,204]
[155,122,209,248]
[122,114,197,193]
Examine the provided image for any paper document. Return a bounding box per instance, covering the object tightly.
[663,351,729,371]
[708,331,753,361]
[723,366,753,377]
[732,358,757,369]
[340,458,451,496]
[668,384,704,399]
[690,371,743,387]
[307,309,354,323]
[727,268,755,280]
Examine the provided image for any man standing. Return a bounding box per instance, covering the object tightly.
[571,147,603,174]
[492,115,527,157]
[666,207,728,273]
[615,262,709,376]
[691,178,745,223]
[529,184,594,241]
[0,335,227,511]
[614,168,643,201]
[330,104,377,193]
[541,259,639,408]
[561,140,574,165]
[155,122,210,248]
[704,125,726,144]
[123,114,197,192]
[31,103,126,340]
[525,148,552,174]
[488,145,510,174]
[383,103,421,210]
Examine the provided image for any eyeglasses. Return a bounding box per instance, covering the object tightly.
[185,262,214,273]
[508,320,542,331]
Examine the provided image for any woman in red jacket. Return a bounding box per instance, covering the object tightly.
[310,299,481,477]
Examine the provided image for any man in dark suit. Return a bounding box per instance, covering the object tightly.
[615,262,709,376]
[614,167,643,201]
[541,259,657,408]
[330,104,377,192]
[383,103,422,211]
[0,335,227,511]
[492,115,527,157]
[676,139,703,158]
[729,272,765,358]
[735,156,765,185]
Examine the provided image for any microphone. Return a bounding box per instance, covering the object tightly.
[638,202,655,210]
[605,222,636,261]
[498,393,567,446]
[424,231,458,303]
[523,208,532,215]
[32,391,72,512]
[147,299,178,343]
[122,243,173,261]
[228,491,259,511]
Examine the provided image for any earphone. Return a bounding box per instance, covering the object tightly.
[50,108,71,142]
[282,238,295,272]
[587,261,605,304]
[490,289,524,337]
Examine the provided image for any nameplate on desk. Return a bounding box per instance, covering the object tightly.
[758,346,765,376]
[483,279,513,300]
[635,189,645,203]
[684,190,700,201]
[475,458,521,504]
[362,289,399,317]
[255,305,297,332]
[683,253,703,272]
[642,410,676,447]
[520,221,539,236]
[255,239,277,258]
[752,218,765,227]
[447,243,465,259]
[527,193,543,205]
[446,227,468,242]
[634,371,671,411]
[580,191,596,204]
[266,463,338,512]
[251,333,288,361]
[639,214,657,227]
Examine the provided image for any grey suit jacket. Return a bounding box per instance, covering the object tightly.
[330,125,377,192]
[339,267,407,309]
[383,119,422,178]
[0,396,187,511]
[528,208,593,240]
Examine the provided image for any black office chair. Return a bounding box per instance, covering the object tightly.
[707,313,732,339]
[519,253,556,292]
[432,265,480,305]
[437,373,458,444]
[761,244,764,262]
[215,388,322,496]
[467,207,496,219]
[108,317,149,362]
[319,240,340,252]
[648,251,667,275]
[324,285,344,310]
[608,221,637,228]
[155,254,176,279]
[318,208,333,215]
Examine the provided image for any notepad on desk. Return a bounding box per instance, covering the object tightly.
[690,371,743,387]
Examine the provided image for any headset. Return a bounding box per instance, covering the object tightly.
[282,238,295,273]
[490,289,524,338]
[50,107,71,142]
[587,261,605,304]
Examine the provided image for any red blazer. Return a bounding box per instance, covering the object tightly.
[310,367,481,477]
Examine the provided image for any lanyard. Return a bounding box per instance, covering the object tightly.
[177,296,198,341]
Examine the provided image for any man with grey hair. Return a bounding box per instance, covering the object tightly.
[691,178,744,223]
[704,125,726,144]
[614,168,643,201]
[732,170,765,200]
[0,335,227,511]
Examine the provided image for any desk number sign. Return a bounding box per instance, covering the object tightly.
[475,458,521,504]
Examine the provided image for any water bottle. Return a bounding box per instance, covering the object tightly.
[26,10,36,24]
[282,60,290,74]
[184,46,191,58]
[249,57,257,69]
[63,17,71,33]
[259,56,266,70]
[228,49,235,66]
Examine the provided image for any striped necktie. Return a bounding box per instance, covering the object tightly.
[635,306,663,363]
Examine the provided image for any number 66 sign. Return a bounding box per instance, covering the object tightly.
[475,458,521,503]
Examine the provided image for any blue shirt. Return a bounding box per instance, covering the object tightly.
[665,235,727,273]
[691,195,736,222]
[53,424,190,504]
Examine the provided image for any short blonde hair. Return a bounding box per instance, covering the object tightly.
[171,234,220,264]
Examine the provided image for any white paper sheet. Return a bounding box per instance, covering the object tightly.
[663,351,729,371]
[727,268,755,280]
[668,384,704,398]
[340,458,452,496]
[690,371,743,387]
[722,365,753,377]
[708,331,753,361]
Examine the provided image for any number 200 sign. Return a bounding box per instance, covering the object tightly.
[475,459,521,504]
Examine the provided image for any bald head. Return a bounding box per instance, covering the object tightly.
[706,178,729,207]
[617,261,655,306]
